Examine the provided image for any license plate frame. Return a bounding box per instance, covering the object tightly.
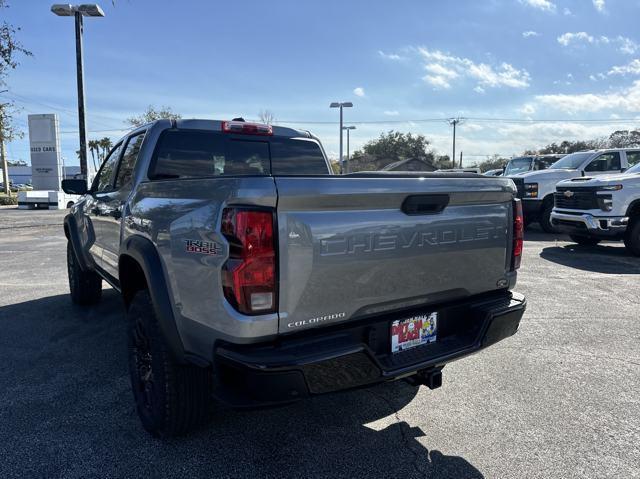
[391,312,438,353]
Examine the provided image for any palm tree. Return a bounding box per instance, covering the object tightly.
[88,139,100,170]
[98,137,113,162]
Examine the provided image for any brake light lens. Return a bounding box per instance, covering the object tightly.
[221,120,273,136]
[221,208,276,314]
[512,199,523,271]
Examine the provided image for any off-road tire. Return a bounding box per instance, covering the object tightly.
[623,218,640,256]
[539,200,557,234]
[127,290,214,437]
[67,241,102,305]
[569,235,601,246]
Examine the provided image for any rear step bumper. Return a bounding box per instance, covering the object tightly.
[213,291,526,407]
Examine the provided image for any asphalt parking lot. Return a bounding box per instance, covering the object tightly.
[0,207,638,479]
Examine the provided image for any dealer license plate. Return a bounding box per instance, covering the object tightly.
[391,312,437,353]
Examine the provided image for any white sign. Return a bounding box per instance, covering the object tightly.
[28,114,62,191]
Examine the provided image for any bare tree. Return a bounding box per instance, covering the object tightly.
[126,105,182,128]
[258,110,275,125]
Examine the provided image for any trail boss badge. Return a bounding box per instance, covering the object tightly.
[184,239,221,256]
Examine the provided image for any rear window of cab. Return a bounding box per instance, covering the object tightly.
[149,129,329,179]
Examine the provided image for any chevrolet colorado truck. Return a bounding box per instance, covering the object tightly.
[509,149,640,232]
[551,161,640,255]
[62,119,526,437]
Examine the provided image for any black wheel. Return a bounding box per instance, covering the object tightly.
[67,241,102,305]
[623,218,640,256]
[569,235,601,246]
[127,290,214,437]
[66,201,74,208]
[539,200,557,234]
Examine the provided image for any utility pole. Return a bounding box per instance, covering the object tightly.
[330,102,353,174]
[448,117,465,168]
[459,151,463,168]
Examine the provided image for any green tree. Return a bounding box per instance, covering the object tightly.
[1,0,32,194]
[126,105,182,128]
[349,130,437,172]
[475,154,509,172]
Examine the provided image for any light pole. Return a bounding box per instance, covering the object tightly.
[51,3,105,185]
[330,102,353,174]
[342,125,356,174]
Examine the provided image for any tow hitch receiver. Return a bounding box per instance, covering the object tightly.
[406,368,443,390]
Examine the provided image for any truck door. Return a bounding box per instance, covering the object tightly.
[583,152,623,176]
[85,142,123,271]
[99,132,146,278]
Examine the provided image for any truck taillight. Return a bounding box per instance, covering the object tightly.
[221,120,273,136]
[221,208,276,315]
[511,199,523,271]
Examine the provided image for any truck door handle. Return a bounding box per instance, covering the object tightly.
[402,194,449,215]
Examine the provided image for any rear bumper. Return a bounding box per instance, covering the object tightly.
[213,290,526,407]
[550,211,628,238]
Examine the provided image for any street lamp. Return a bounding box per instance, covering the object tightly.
[330,102,353,174]
[51,3,105,185]
[342,126,356,174]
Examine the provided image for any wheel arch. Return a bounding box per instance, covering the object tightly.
[119,235,186,363]
[625,199,640,219]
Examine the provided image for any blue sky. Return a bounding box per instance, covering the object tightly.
[4,0,640,166]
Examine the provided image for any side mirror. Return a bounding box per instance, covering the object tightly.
[61,179,88,195]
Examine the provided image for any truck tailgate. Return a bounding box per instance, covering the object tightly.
[275,176,515,333]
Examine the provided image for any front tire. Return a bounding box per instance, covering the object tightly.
[67,241,102,305]
[623,219,640,256]
[569,235,601,246]
[539,201,557,234]
[127,290,214,437]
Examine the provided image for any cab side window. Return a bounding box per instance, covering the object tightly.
[115,132,146,189]
[93,143,123,192]
[585,152,621,172]
[626,151,640,166]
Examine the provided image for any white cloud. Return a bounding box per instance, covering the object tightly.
[558,31,595,46]
[535,80,640,113]
[557,32,638,54]
[353,87,365,97]
[519,0,556,12]
[522,31,539,38]
[423,74,453,89]
[383,110,399,116]
[520,103,536,115]
[608,59,640,76]
[474,86,486,94]
[378,50,404,61]
[418,48,530,90]
[593,0,605,12]
[563,7,572,15]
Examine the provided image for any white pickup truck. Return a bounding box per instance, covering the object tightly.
[551,162,640,255]
[509,149,640,232]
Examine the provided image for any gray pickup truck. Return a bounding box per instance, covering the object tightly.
[62,119,526,437]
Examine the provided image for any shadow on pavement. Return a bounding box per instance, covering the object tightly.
[540,242,638,274]
[0,290,484,479]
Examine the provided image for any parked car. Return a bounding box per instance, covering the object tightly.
[484,168,504,177]
[504,154,564,177]
[63,118,526,437]
[509,149,640,232]
[551,161,640,255]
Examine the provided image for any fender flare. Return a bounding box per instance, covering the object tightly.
[120,235,186,364]
[63,214,92,272]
